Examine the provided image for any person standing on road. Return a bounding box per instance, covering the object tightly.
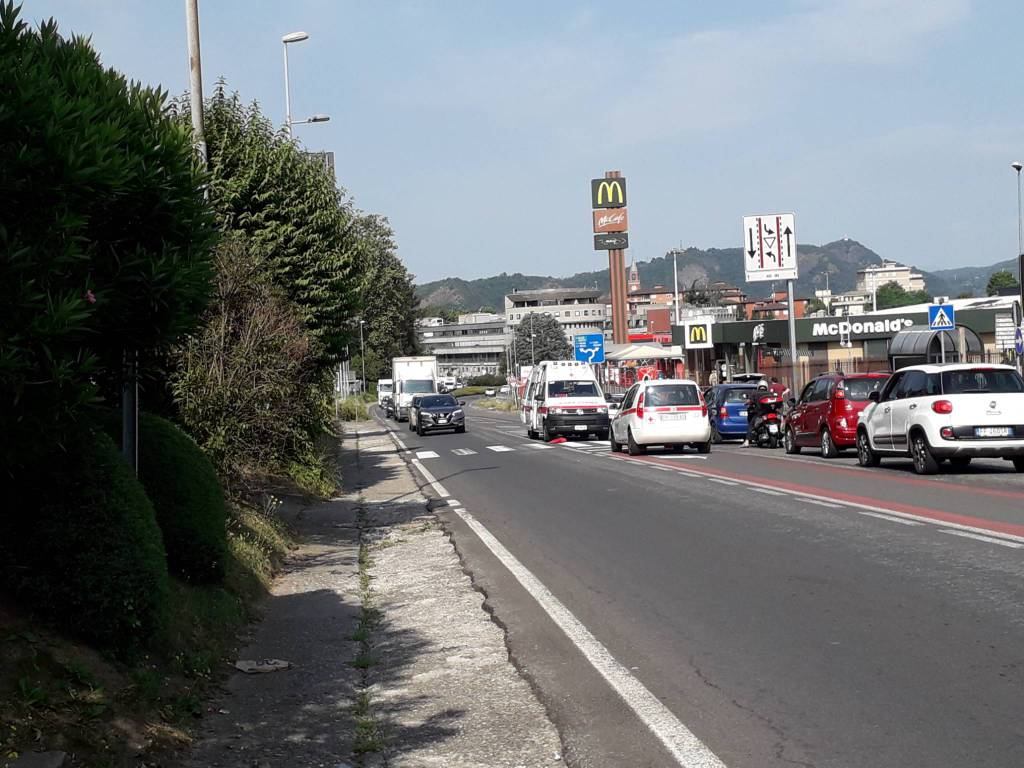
[708,368,719,387]
[769,376,789,401]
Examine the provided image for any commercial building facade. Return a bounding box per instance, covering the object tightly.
[418,318,510,378]
[504,288,608,340]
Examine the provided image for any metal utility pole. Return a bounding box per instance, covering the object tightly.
[185,0,207,167]
[530,313,536,365]
[672,249,680,325]
[1013,162,1024,373]
[787,279,799,394]
[359,320,366,394]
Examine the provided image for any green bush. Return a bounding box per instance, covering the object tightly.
[338,396,370,421]
[136,413,228,583]
[1,429,169,651]
[0,3,216,478]
[467,375,505,386]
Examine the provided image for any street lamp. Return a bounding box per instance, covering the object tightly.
[358,320,366,394]
[1013,162,1024,372]
[282,31,330,136]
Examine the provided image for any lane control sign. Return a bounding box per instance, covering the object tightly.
[574,333,605,364]
[928,304,955,331]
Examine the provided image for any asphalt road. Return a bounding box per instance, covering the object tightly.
[375,400,1024,768]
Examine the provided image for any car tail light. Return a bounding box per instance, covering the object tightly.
[766,413,779,420]
[719,406,728,419]
[636,391,645,420]
[932,400,953,414]
[834,385,846,399]
[940,426,954,440]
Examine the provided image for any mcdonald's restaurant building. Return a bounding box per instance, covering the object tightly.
[670,298,1020,385]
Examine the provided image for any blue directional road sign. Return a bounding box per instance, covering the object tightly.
[574,333,605,364]
[928,304,955,331]
[1015,326,1023,356]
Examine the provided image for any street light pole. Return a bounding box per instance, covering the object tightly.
[184,0,207,167]
[359,320,366,394]
[281,31,318,137]
[1013,162,1024,372]
[530,313,536,365]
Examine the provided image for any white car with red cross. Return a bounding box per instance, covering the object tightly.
[610,379,712,455]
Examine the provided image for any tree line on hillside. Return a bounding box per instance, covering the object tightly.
[0,2,418,655]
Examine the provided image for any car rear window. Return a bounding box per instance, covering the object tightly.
[941,369,1024,394]
[722,388,752,404]
[842,377,887,401]
[644,384,700,406]
[547,381,599,398]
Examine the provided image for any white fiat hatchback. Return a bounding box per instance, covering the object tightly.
[611,379,711,455]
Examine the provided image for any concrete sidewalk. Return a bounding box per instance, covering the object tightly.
[179,421,563,767]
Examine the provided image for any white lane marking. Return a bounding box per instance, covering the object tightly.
[857,511,922,526]
[410,459,450,498]
[709,478,738,486]
[677,471,702,478]
[653,465,673,471]
[486,445,515,452]
[564,442,595,450]
[446,499,462,507]
[415,450,439,460]
[451,448,477,456]
[939,530,1024,548]
[393,435,408,451]
[524,443,552,450]
[749,487,785,496]
[451,507,728,768]
[801,498,843,509]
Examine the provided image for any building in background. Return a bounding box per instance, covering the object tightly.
[739,290,810,321]
[857,262,926,293]
[417,317,510,379]
[504,288,608,340]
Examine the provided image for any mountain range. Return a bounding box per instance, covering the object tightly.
[415,240,1017,312]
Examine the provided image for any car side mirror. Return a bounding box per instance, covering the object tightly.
[869,391,880,402]
[604,393,612,402]
[459,400,466,406]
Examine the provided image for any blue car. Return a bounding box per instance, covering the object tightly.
[707,384,757,442]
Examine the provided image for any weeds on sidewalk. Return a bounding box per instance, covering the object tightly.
[348,499,386,760]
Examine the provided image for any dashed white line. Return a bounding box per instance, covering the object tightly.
[939,529,1024,548]
[857,511,923,526]
[450,506,727,768]
[451,448,477,456]
[801,498,843,509]
[415,450,439,460]
[524,443,553,450]
[486,445,515,452]
[749,487,785,496]
[709,478,738,487]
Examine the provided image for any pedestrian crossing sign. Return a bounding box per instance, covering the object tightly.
[928,304,955,331]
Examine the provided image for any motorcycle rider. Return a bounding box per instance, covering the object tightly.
[742,382,771,447]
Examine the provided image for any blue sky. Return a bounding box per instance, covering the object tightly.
[27,1,1024,281]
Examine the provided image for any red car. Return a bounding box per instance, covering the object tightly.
[784,372,890,457]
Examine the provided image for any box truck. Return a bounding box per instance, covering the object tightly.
[391,356,438,421]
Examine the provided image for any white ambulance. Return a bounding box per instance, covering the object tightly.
[522,360,610,441]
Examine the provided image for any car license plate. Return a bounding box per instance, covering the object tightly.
[660,413,686,421]
[768,424,779,433]
[739,410,748,417]
[574,424,588,431]
[975,426,1011,438]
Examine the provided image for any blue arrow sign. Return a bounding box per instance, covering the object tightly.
[928,304,955,331]
[574,333,605,364]
[1015,326,1023,356]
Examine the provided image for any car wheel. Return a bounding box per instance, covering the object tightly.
[416,423,425,437]
[1013,457,1024,472]
[910,432,939,475]
[610,436,621,453]
[696,440,711,454]
[544,422,556,442]
[527,428,538,440]
[711,426,723,444]
[784,427,801,454]
[627,428,645,456]
[820,429,839,458]
[948,456,971,469]
[456,425,466,434]
[856,430,880,467]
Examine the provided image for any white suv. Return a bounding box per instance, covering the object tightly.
[611,379,711,455]
[857,363,1024,474]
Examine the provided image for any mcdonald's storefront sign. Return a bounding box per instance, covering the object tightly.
[593,208,628,233]
[684,321,714,349]
[591,177,627,209]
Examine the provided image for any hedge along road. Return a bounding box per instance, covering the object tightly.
[379,403,1024,768]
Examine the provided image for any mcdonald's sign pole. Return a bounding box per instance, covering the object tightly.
[592,170,629,344]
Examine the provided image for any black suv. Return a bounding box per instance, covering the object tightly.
[412,394,466,436]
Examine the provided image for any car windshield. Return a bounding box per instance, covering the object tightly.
[723,388,753,404]
[547,380,599,398]
[379,383,393,393]
[404,379,434,393]
[419,395,457,408]
[843,377,886,401]
[941,369,1024,394]
[645,384,700,406]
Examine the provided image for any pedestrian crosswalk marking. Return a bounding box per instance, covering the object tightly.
[415,450,439,459]
[486,445,515,452]
[524,443,552,450]
[451,448,477,456]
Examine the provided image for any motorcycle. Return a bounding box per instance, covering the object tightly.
[750,395,784,449]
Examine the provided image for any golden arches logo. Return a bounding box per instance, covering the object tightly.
[689,325,708,344]
[596,180,624,206]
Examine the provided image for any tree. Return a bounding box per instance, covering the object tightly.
[510,314,572,367]
[351,214,420,384]
[986,270,1019,296]
[187,84,360,365]
[874,282,930,310]
[0,3,216,476]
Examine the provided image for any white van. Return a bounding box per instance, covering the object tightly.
[522,360,609,441]
[376,379,393,407]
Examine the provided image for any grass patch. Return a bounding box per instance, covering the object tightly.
[337,395,370,421]
[0,495,294,765]
[474,398,517,411]
[451,386,487,397]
